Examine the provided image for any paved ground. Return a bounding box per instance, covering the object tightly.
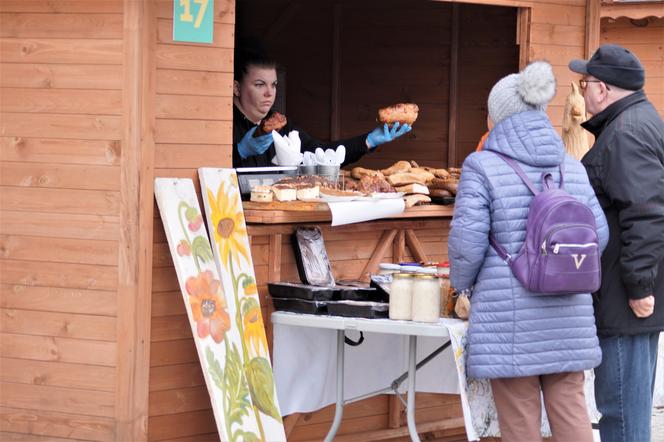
[653,407,664,442]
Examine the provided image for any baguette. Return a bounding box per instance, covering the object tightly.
[404,194,431,208]
[395,183,430,195]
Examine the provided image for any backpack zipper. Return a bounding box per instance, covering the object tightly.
[552,242,597,254]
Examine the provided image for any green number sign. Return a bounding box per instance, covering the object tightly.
[173,0,214,44]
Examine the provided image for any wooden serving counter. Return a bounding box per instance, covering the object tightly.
[245,202,467,441]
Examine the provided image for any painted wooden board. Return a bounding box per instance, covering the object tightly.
[198,168,287,441]
[154,178,264,441]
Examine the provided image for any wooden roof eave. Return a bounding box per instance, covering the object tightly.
[600,1,664,19]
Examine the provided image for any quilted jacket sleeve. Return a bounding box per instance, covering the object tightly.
[449,153,491,291]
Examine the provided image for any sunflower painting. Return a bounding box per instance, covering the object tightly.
[155,178,262,441]
[199,168,286,441]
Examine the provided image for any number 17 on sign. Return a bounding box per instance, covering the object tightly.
[173,0,214,44]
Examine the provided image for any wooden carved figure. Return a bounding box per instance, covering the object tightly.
[562,82,590,160]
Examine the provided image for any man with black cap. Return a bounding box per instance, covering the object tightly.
[569,43,664,442]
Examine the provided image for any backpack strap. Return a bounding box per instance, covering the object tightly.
[492,151,539,195]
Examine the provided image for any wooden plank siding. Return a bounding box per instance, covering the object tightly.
[601,16,664,117]
[0,1,125,441]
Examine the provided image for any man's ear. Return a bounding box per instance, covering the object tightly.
[233,80,240,97]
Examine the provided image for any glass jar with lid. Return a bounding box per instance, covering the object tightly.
[411,274,441,323]
[389,273,413,320]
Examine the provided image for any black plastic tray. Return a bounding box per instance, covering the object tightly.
[268,282,337,301]
[336,286,387,303]
[326,300,389,319]
[271,297,328,315]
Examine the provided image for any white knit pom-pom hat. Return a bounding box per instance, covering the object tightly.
[487,61,557,125]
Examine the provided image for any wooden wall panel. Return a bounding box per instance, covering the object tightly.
[601,17,664,117]
[0,2,124,440]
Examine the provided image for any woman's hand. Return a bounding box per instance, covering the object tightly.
[238,126,274,158]
[366,122,412,149]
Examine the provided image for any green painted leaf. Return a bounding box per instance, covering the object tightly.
[224,343,253,431]
[232,429,260,442]
[192,236,213,263]
[206,347,224,390]
[185,205,199,221]
[246,356,282,422]
[241,296,259,317]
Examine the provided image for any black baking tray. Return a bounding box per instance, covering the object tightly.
[268,282,338,301]
[292,226,336,286]
[430,196,456,205]
[336,286,387,303]
[271,297,328,315]
[326,300,389,319]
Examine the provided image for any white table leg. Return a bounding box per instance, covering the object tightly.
[324,329,345,442]
[407,335,421,442]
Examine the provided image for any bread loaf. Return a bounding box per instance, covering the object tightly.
[387,172,428,186]
[256,111,287,136]
[351,167,383,180]
[381,160,411,176]
[378,103,419,126]
[404,194,431,208]
[395,183,429,195]
[429,188,452,198]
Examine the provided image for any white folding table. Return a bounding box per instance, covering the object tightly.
[271,311,457,441]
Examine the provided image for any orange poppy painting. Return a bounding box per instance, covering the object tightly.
[199,168,286,441]
[155,178,268,441]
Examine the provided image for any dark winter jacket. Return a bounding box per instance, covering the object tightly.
[232,105,370,168]
[581,90,664,335]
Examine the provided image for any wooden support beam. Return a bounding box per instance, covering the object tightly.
[388,394,403,429]
[360,229,398,280]
[116,1,156,440]
[283,413,301,438]
[405,229,428,263]
[330,417,466,442]
[517,7,532,69]
[586,0,601,58]
[393,230,405,264]
[446,3,459,168]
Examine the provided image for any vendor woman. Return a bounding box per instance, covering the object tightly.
[233,46,412,168]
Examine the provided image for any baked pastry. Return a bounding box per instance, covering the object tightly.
[395,183,429,195]
[378,103,419,126]
[404,194,431,208]
[320,187,364,198]
[351,167,384,180]
[387,172,428,186]
[256,111,287,136]
[380,160,412,176]
[250,185,273,202]
[429,188,453,198]
[296,186,320,201]
[272,184,296,202]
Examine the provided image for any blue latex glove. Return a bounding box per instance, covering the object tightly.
[366,122,412,149]
[237,126,274,159]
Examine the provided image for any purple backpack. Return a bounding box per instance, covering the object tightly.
[489,152,601,294]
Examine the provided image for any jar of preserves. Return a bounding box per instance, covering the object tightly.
[389,273,413,320]
[411,274,441,323]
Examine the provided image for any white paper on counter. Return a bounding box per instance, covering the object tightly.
[328,198,405,226]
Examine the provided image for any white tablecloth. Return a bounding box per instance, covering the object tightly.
[273,323,460,415]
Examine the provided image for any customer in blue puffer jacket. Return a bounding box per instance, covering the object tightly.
[449,61,609,442]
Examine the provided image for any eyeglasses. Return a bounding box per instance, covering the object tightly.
[579,79,609,91]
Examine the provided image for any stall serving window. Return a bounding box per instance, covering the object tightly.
[236,0,522,170]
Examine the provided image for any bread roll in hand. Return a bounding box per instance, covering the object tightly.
[378,103,419,126]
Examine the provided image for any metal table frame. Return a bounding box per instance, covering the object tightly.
[271,312,455,441]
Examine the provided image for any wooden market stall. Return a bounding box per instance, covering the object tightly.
[0,0,662,441]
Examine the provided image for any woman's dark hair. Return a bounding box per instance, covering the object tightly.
[234,37,278,82]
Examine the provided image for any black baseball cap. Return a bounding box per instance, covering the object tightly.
[569,44,645,90]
